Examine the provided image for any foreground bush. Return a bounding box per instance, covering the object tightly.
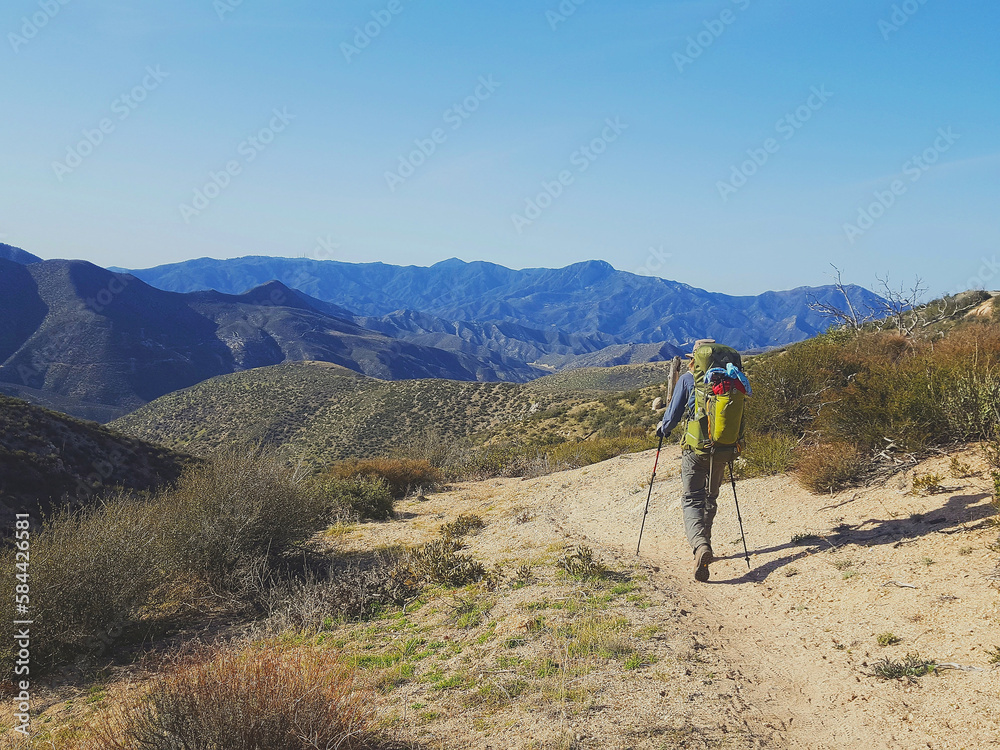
[0,449,332,675]
[328,458,442,498]
[735,433,798,479]
[0,495,163,671]
[84,644,391,750]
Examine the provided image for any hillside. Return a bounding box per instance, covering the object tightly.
[0,394,189,523]
[122,256,886,352]
[0,258,537,418]
[110,360,678,465]
[6,444,997,748]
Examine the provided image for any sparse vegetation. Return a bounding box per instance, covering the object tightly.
[912,472,945,495]
[556,545,606,580]
[876,632,901,647]
[317,475,397,521]
[868,652,937,681]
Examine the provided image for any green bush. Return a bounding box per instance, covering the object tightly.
[735,433,797,479]
[158,449,326,595]
[318,476,396,521]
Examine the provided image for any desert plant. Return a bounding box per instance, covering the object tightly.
[867,652,936,681]
[876,632,901,647]
[82,644,387,750]
[327,457,442,498]
[557,545,606,580]
[407,538,485,587]
[440,513,485,539]
[796,442,864,493]
[157,448,326,596]
[264,552,420,629]
[912,472,945,495]
[734,433,797,478]
[949,456,974,478]
[0,493,163,672]
[319,476,396,521]
[986,646,1000,665]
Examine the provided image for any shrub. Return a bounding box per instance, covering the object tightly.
[158,449,326,595]
[319,476,396,521]
[876,632,901,647]
[557,545,606,580]
[735,433,797,478]
[440,513,485,539]
[265,552,420,628]
[328,458,442,498]
[912,473,945,495]
[949,457,974,478]
[82,644,388,750]
[796,442,864,493]
[0,494,163,671]
[407,538,485,587]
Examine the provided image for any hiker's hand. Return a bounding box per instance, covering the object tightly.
[655,423,669,438]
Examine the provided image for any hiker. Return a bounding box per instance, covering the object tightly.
[655,339,746,582]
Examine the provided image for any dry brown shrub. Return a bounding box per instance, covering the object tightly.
[83,644,394,750]
[796,442,864,493]
[328,458,442,498]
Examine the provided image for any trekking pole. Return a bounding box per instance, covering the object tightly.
[636,435,664,556]
[729,461,751,570]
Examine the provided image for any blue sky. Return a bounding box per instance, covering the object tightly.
[2,0,997,296]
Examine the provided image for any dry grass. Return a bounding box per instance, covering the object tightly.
[79,643,396,750]
[328,458,443,498]
[796,442,863,493]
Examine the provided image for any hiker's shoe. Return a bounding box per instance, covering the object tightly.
[694,545,713,582]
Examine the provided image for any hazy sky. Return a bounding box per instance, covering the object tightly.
[3,0,997,296]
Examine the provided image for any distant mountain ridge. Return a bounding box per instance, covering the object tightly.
[0,243,41,264]
[0,258,540,418]
[122,256,885,352]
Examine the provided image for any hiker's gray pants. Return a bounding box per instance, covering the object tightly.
[681,449,727,554]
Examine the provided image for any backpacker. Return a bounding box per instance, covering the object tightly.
[684,343,749,456]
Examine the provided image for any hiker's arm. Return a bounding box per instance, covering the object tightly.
[657,372,694,437]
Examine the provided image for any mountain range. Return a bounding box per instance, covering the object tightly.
[1,246,885,421]
[121,256,884,353]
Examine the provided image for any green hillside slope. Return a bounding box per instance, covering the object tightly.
[111,360,677,466]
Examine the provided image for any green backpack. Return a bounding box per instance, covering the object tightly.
[684,343,748,456]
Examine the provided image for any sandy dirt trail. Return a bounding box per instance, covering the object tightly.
[507,445,1000,750]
